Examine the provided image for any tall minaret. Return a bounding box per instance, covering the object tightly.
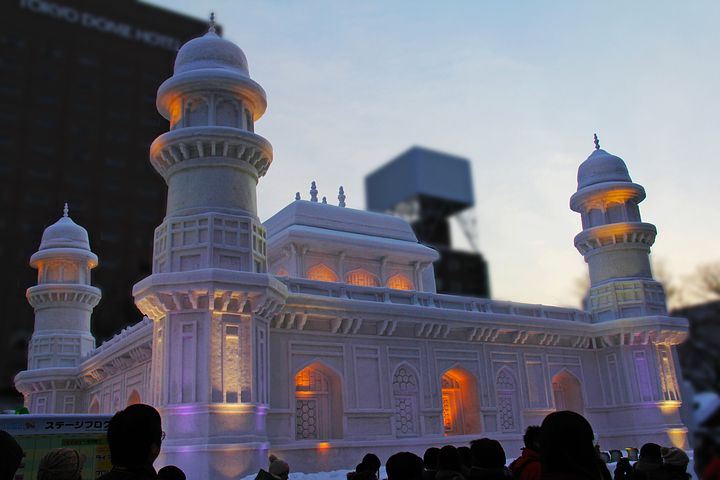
[132,17,287,476]
[570,135,667,321]
[15,204,101,412]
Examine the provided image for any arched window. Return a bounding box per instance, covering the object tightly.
[88,397,100,414]
[588,208,605,227]
[185,96,209,127]
[306,264,338,282]
[295,363,343,440]
[387,274,413,291]
[392,365,420,437]
[127,390,141,406]
[495,368,520,433]
[345,269,379,287]
[552,369,584,414]
[441,367,481,435]
[215,99,240,127]
[606,203,625,224]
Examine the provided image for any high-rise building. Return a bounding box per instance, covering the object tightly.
[365,146,491,297]
[0,0,206,406]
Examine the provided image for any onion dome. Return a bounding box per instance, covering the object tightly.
[38,204,91,251]
[576,135,632,190]
[174,28,249,75]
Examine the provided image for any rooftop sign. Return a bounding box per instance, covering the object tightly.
[19,0,184,51]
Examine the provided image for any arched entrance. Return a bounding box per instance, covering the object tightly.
[295,362,343,440]
[441,367,481,435]
[552,370,584,414]
[127,390,141,406]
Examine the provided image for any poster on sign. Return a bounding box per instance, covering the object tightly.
[0,414,113,480]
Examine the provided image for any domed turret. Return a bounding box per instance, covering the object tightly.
[577,148,632,189]
[570,135,666,321]
[37,204,91,251]
[174,29,249,75]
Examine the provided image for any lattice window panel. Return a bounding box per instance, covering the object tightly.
[498,394,516,431]
[394,397,417,436]
[296,399,318,440]
[295,367,328,393]
[345,269,379,287]
[393,366,418,394]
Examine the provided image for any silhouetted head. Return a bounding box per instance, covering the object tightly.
[423,447,440,470]
[639,443,662,462]
[158,465,186,480]
[386,451,423,480]
[38,448,84,480]
[269,454,290,480]
[363,453,381,476]
[524,426,542,451]
[107,403,163,468]
[470,438,506,468]
[0,430,23,480]
[458,446,472,468]
[541,411,601,480]
[438,445,462,472]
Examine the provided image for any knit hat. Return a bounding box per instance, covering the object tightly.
[661,447,689,467]
[38,448,84,480]
[268,454,290,479]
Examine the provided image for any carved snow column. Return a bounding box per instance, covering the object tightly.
[15,205,101,413]
[132,24,287,473]
[570,137,666,322]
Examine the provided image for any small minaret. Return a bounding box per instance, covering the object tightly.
[15,205,101,412]
[570,136,666,321]
[27,204,100,367]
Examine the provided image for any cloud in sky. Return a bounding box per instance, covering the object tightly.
[147,0,720,307]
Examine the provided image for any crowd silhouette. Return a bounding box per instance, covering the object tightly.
[1,405,719,480]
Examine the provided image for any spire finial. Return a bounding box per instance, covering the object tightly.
[593,133,600,150]
[338,186,346,208]
[322,196,327,204]
[63,202,69,218]
[310,181,318,202]
[209,12,217,33]
[295,192,301,201]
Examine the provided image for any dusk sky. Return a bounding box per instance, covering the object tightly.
[148,0,720,308]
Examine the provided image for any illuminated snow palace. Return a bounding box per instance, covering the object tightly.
[14,22,688,479]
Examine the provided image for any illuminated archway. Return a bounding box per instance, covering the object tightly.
[88,397,100,414]
[127,390,141,406]
[345,269,379,287]
[392,364,421,437]
[387,274,413,291]
[552,369,584,414]
[295,362,343,440]
[441,367,481,435]
[306,264,338,283]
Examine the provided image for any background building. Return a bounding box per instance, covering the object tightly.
[0,0,206,407]
[365,146,491,297]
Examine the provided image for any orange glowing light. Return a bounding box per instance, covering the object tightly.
[307,264,338,283]
[317,442,331,450]
[345,269,379,287]
[387,274,413,291]
[667,428,688,449]
[659,400,681,415]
